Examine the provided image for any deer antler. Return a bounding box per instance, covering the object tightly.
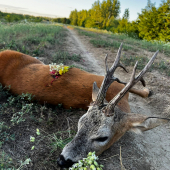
[103,50,159,117]
[94,43,127,107]
[94,43,146,107]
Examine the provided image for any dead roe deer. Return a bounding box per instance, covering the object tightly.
[0,47,149,111]
[57,44,170,168]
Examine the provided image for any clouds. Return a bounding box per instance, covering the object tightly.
[0,4,27,10]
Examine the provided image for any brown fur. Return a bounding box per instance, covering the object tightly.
[0,50,147,112]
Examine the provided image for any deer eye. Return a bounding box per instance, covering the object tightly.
[95,137,108,142]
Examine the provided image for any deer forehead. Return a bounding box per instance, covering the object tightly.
[78,106,115,134]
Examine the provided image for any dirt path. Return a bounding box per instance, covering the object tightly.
[66,27,104,75]
[65,27,170,170]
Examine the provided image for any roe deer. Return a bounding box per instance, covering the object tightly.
[57,44,170,168]
[0,48,149,110]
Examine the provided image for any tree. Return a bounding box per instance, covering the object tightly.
[136,1,159,40]
[101,0,121,28]
[77,10,88,27]
[112,0,121,18]
[123,8,129,20]
[145,0,156,11]
[5,15,13,22]
[90,0,102,28]
[69,9,78,25]
[69,0,121,29]
[136,0,170,41]
[157,0,170,41]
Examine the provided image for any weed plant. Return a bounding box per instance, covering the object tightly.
[0,151,15,169]
[70,152,104,170]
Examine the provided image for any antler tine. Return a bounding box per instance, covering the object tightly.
[135,50,159,82]
[104,50,159,117]
[105,54,109,73]
[94,43,128,107]
[112,43,145,87]
[140,77,146,87]
[110,43,128,73]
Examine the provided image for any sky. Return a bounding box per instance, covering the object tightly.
[0,0,163,21]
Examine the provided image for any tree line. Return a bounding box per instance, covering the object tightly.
[69,0,170,42]
[0,11,71,24]
[0,11,49,22]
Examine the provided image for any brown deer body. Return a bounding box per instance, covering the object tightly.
[0,50,148,111]
[57,44,170,169]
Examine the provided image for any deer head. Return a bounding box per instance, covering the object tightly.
[57,44,169,168]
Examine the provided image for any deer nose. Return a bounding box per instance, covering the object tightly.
[57,155,75,168]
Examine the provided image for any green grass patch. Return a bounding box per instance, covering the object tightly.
[75,28,97,38]
[90,39,133,51]
[76,28,135,51]
[0,23,66,56]
[152,60,170,76]
[121,55,149,70]
[76,27,170,55]
[52,51,81,64]
[122,55,170,76]
[108,34,170,55]
[0,23,82,65]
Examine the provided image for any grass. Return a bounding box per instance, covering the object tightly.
[121,55,149,70]
[52,51,81,64]
[0,23,66,57]
[152,60,170,76]
[50,131,74,151]
[121,54,170,76]
[75,28,97,38]
[0,22,82,65]
[74,26,170,76]
[90,39,133,51]
[75,27,170,56]
[75,27,134,51]
[112,34,170,55]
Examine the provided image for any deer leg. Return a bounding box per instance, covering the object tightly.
[129,87,151,98]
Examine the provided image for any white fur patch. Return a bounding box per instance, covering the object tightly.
[130,128,142,134]
[132,122,141,126]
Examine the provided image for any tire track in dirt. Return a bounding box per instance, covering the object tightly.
[65,27,170,170]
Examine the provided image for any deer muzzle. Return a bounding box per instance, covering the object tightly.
[57,154,75,168]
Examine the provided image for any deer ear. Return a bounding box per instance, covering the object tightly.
[126,113,169,134]
[92,82,108,104]
[92,82,99,102]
